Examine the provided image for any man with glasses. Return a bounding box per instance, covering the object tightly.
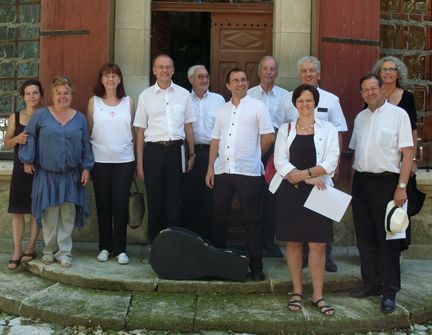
[349,73,413,314]
[181,65,225,239]
[282,56,348,272]
[205,67,275,281]
[134,54,196,241]
[248,56,288,257]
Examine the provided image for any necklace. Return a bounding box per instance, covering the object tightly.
[296,122,314,134]
[384,87,397,100]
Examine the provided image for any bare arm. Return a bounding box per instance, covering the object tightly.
[394,146,413,207]
[261,133,275,155]
[184,122,195,172]
[4,113,28,149]
[411,129,418,175]
[135,127,145,181]
[205,138,220,189]
[86,97,94,135]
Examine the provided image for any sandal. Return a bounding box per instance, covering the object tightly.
[7,259,21,270]
[21,252,37,263]
[288,292,303,312]
[42,255,55,265]
[59,258,72,268]
[312,298,334,317]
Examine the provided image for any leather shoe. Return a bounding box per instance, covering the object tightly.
[325,258,338,272]
[381,297,396,314]
[349,285,381,298]
[249,270,266,281]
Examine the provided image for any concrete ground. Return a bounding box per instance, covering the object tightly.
[0,241,431,334]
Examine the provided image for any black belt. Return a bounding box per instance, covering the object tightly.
[152,140,183,146]
[195,144,210,150]
[356,171,397,178]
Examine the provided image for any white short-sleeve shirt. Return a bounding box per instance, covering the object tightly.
[247,84,289,129]
[281,87,348,132]
[349,101,413,173]
[191,90,225,145]
[133,81,195,142]
[212,95,274,176]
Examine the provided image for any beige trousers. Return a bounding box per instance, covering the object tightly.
[42,202,76,259]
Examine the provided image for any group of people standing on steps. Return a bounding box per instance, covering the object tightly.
[6,53,416,317]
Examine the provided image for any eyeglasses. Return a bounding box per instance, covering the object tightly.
[197,74,209,80]
[380,67,397,73]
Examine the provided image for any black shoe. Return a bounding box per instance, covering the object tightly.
[349,285,382,298]
[325,258,338,272]
[249,270,266,281]
[381,297,396,314]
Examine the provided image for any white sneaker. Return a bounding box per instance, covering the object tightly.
[116,252,129,265]
[97,250,109,262]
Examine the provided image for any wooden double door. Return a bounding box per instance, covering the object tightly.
[151,3,273,99]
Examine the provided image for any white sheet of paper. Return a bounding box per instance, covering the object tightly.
[303,185,352,222]
[386,202,407,240]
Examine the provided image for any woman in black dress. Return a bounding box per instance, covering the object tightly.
[4,80,43,270]
[272,84,339,316]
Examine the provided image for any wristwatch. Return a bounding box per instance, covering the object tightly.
[398,182,407,189]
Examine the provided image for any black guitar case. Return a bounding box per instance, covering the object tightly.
[149,226,249,281]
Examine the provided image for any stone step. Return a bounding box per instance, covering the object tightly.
[25,244,363,294]
[1,252,432,334]
[1,247,432,334]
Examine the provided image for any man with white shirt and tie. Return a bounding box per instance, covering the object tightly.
[248,55,288,256]
[134,54,196,242]
[181,65,225,239]
[282,56,348,272]
[205,67,275,281]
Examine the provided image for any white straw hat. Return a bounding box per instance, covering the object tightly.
[385,200,409,234]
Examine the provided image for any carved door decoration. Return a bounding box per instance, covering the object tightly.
[381,0,432,168]
[210,12,273,100]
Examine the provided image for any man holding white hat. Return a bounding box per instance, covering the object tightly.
[348,73,413,314]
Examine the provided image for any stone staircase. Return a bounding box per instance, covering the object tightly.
[0,243,431,334]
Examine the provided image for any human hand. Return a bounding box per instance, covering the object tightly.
[136,166,144,181]
[15,131,28,145]
[81,169,90,186]
[23,163,35,174]
[205,169,215,189]
[285,169,308,184]
[186,156,195,172]
[393,187,407,207]
[305,177,327,190]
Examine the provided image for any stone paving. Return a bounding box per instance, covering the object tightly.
[0,243,432,334]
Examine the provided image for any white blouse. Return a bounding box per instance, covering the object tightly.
[269,118,340,193]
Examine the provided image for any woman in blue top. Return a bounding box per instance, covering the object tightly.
[19,76,94,268]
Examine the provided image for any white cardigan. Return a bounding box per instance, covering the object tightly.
[269,118,340,194]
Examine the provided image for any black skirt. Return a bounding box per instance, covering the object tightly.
[275,134,333,242]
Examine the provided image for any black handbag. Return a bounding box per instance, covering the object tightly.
[407,174,426,217]
[128,178,145,229]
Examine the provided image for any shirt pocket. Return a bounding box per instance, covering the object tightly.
[169,104,186,128]
[316,107,329,121]
[377,126,397,148]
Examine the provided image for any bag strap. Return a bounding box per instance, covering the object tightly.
[131,177,140,192]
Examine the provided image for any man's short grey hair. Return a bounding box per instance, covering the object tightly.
[187,65,207,79]
[258,55,278,74]
[372,56,408,88]
[297,56,321,74]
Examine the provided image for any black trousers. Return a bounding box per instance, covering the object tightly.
[351,171,402,299]
[212,173,264,271]
[143,142,182,241]
[181,145,213,239]
[91,161,135,255]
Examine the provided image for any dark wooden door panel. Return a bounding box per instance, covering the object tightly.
[39,0,110,113]
[317,0,380,152]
